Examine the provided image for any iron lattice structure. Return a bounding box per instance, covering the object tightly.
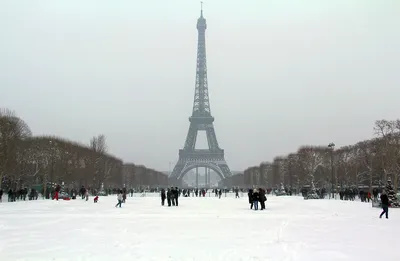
[169,8,232,185]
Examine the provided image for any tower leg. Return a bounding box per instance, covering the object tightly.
[208,169,211,187]
[205,167,208,188]
[208,168,210,187]
[196,167,199,188]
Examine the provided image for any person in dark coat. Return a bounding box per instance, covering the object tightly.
[161,188,166,206]
[171,187,176,206]
[174,187,179,206]
[372,188,379,201]
[80,186,86,199]
[248,189,254,209]
[166,188,172,207]
[259,188,266,210]
[380,190,389,219]
[122,192,127,203]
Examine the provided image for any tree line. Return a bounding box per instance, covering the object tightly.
[242,119,400,192]
[0,109,168,195]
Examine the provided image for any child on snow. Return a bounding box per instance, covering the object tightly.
[93,195,99,203]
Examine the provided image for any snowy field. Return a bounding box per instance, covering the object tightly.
[0,194,399,261]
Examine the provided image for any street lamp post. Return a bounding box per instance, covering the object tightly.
[47,140,55,199]
[328,142,335,199]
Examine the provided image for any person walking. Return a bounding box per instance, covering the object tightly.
[115,191,123,208]
[379,190,389,219]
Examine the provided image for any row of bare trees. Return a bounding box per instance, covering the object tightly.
[0,109,168,193]
[243,119,400,192]
[123,164,168,189]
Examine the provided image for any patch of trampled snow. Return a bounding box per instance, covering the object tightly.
[0,194,399,261]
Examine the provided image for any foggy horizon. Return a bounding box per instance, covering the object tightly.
[1,0,399,172]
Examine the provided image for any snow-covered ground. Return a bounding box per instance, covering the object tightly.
[0,194,399,261]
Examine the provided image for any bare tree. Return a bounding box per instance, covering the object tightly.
[274,156,288,186]
[355,139,382,190]
[297,146,326,188]
[0,109,32,187]
[89,134,108,188]
[374,120,400,190]
[123,163,136,188]
[13,138,41,188]
[0,110,167,192]
[287,153,299,192]
[259,162,271,188]
[271,159,281,189]
[335,146,355,187]
[90,134,107,154]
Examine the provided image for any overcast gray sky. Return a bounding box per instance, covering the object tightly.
[1,0,399,172]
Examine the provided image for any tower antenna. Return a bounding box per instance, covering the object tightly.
[200,1,203,16]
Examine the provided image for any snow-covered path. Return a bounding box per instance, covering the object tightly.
[0,195,399,261]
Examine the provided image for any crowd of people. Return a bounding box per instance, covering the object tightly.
[247,188,267,210]
[0,183,396,220]
[160,187,179,206]
[0,188,39,202]
[337,188,378,202]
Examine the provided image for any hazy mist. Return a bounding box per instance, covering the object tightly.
[1,0,399,171]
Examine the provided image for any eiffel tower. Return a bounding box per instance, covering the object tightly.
[169,5,232,186]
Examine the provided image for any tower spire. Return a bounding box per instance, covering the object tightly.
[200,1,203,17]
[194,0,208,117]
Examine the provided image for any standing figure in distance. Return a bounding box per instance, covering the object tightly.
[235,188,240,198]
[252,189,260,211]
[248,189,254,209]
[259,188,266,210]
[161,188,166,206]
[167,188,172,207]
[174,187,179,206]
